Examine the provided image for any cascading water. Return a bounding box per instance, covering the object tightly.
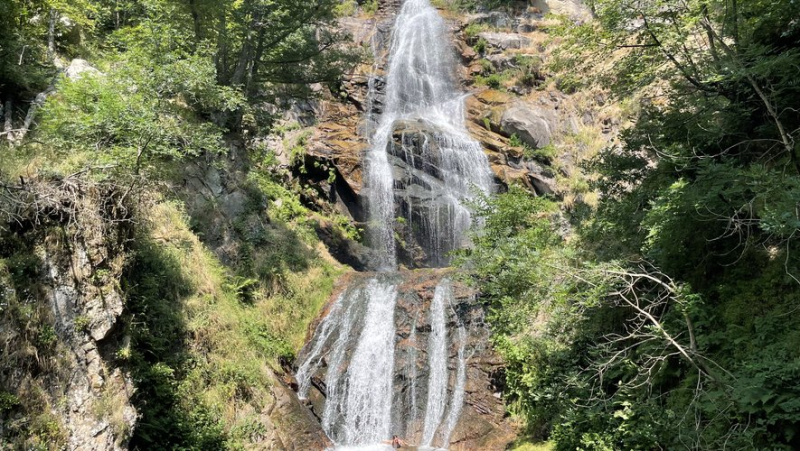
[296,0,493,448]
[365,0,493,268]
[441,320,467,445]
[296,294,345,398]
[420,280,451,446]
[304,278,399,445]
[342,280,397,444]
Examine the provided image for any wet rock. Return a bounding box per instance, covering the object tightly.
[386,119,493,269]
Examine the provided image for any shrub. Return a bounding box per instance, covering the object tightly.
[525,144,558,163]
[362,0,378,15]
[474,37,489,54]
[476,73,504,89]
[73,315,90,332]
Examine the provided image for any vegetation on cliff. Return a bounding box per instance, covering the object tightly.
[458,0,800,449]
[1,0,357,448]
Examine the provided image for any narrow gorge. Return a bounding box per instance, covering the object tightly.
[294,0,513,448]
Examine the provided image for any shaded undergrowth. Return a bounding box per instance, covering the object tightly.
[124,200,344,449]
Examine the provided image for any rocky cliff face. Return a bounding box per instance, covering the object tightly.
[0,180,136,449]
[304,0,596,268]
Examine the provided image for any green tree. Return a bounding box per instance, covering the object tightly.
[467,2,800,448]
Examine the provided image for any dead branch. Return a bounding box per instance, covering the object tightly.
[0,172,135,236]
[597,263,720,383]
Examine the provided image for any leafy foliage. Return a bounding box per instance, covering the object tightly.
[463,1,800,449]
[0,0,359,448]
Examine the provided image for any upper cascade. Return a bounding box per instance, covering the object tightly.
[365,0,494,270]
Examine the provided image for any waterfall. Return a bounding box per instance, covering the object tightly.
[365,0,493,268]
[406,317,419,433]
[301,279,398,445]
[297,277,468,449]
[296,0,492,447]
[296,294,345,399]
[342,280,398,444]
[441,321,467,445]
[421,280,451,446]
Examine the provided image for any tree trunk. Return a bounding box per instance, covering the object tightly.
[188,0,202,45]
[230,35,254,87]
[3,101,12,142]
[47,8,57,61]
[16,91,51,143]
[215,12,229,84]
[246,28,267,100]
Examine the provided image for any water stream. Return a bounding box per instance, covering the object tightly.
[420,280,451,446]
[365,0,493,269]
[296,0,493,448]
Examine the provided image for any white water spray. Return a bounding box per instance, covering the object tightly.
[365,0,493,268]
[421,280,451,446]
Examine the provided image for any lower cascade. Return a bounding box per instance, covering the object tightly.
[296,273,483,449]
[296,0,503,448]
